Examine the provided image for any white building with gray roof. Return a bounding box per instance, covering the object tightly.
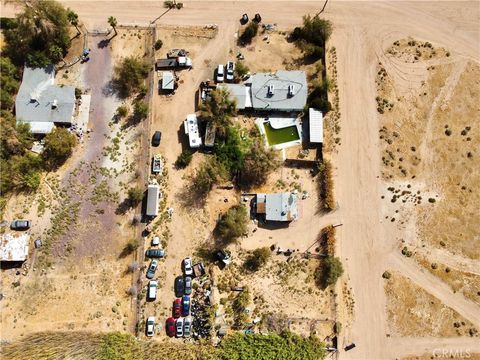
[15,65,75,134]
[255,192,298,222]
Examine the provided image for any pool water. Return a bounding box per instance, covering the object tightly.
[263,122,300,145]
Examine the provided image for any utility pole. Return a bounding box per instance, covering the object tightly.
[316,0,329,16]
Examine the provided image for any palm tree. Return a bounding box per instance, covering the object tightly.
[67,9,80,37]
[199,88,237,138]
[108,16,118,37]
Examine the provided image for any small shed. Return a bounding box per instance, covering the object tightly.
[146,182,160,217]
[0,233,29,262]
[161,71,175,91]
[309,108,323,143]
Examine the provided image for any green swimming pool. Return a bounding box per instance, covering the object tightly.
[263,122,300,145]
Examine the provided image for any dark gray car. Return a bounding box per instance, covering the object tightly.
[145,249,165,258]
[184,276,192,295]
[174,276,184,297]
[146,260,158,279]
[10,220,31,230]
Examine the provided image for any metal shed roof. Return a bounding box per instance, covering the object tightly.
[309,108,324,143]
[162,71,175,90]
[219,83,252,109]
[256,192,298,221]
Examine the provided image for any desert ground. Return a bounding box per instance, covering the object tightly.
[1,1,479,359]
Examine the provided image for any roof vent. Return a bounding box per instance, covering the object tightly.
[51,99,58,109]
[267,84,274,96]
[288,84,295,97]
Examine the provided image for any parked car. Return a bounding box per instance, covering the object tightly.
[183,257,193,276]
[184,276,192,295]
[145,249,165,258]
[216,64,225,83]
[10,220,31,230]
[174,276,185,297]
[146,316,155,337]
[148,280,158,300]
[253,13,262,23]
[152,131,162,146]
[146,260,158,279]
[240,13,248,24]
[173,298,182,318]
[226,61,235,82]
[183,316,192,338]
[345,343,356,351]
[182,295,190,316]
[176,318,184,337]
[166,317,176,337]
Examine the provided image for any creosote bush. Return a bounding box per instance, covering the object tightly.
[175,150,193,169]
[215,204,248,245]
[244,247,271,272]
[317,160,335,211]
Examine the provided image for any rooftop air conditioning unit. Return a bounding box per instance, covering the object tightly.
[288,84,295,97]
[267,84,274,96]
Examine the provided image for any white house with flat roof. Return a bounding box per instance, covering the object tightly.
[0,233,29,262]
[309,108,323,143]
[184,114,202,148]
[255,192,298,222]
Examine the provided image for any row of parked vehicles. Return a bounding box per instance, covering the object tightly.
[216,61,235,83]
[165,257,194,338]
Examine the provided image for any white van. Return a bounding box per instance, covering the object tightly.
[148,280,158,300]
[216,64,225,83]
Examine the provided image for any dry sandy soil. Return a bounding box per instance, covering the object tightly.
[1,28,151,340]
[1,1,480,359]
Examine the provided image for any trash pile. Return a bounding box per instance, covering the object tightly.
[191,282,214,340]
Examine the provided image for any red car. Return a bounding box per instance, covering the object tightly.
[173,298,182,318]
[166,317,175,337]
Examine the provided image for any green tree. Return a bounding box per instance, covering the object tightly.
[3,0,71,66]
[42,127,77,169]
[127,187,143,206]
[317,256,344,288]
[191,159,226,199]
[214,127,246,176]
[67,9,80,36]
[114,56,150,97]
[48,44,64,63]
[108,16,118,36]
[154,39,163,50]
[239,139,279,188]
[133,101,148,120]
[234,61,249,79]
[240,22,258,44]
[244,247,271,272]
[175,150,192,169]
[199,88,237,138]
[215,204,248,245]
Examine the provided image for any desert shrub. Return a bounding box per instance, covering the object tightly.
[238,139,279,189]
[133,100,149,120]
[175,150,192,169]
[317,160,335,211]
[42,127,77,169]
[232,287,250,328]
[240,22,258,44]
[316,256,343,288]
[244,247,271,272]
[116,105,129,118]
[127,187,143,206]
[191,159,226,199]
[124,239,140,254]
[113,56,150,97]
[234,61,249,78]
[215,204,248,245]
[164,1,175,9]
[74,87,82,99]
[127,262,139,273]
[308,80,331,113]
[154,39,163,50]
[318,225,336,255]
[382,271,392,279]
